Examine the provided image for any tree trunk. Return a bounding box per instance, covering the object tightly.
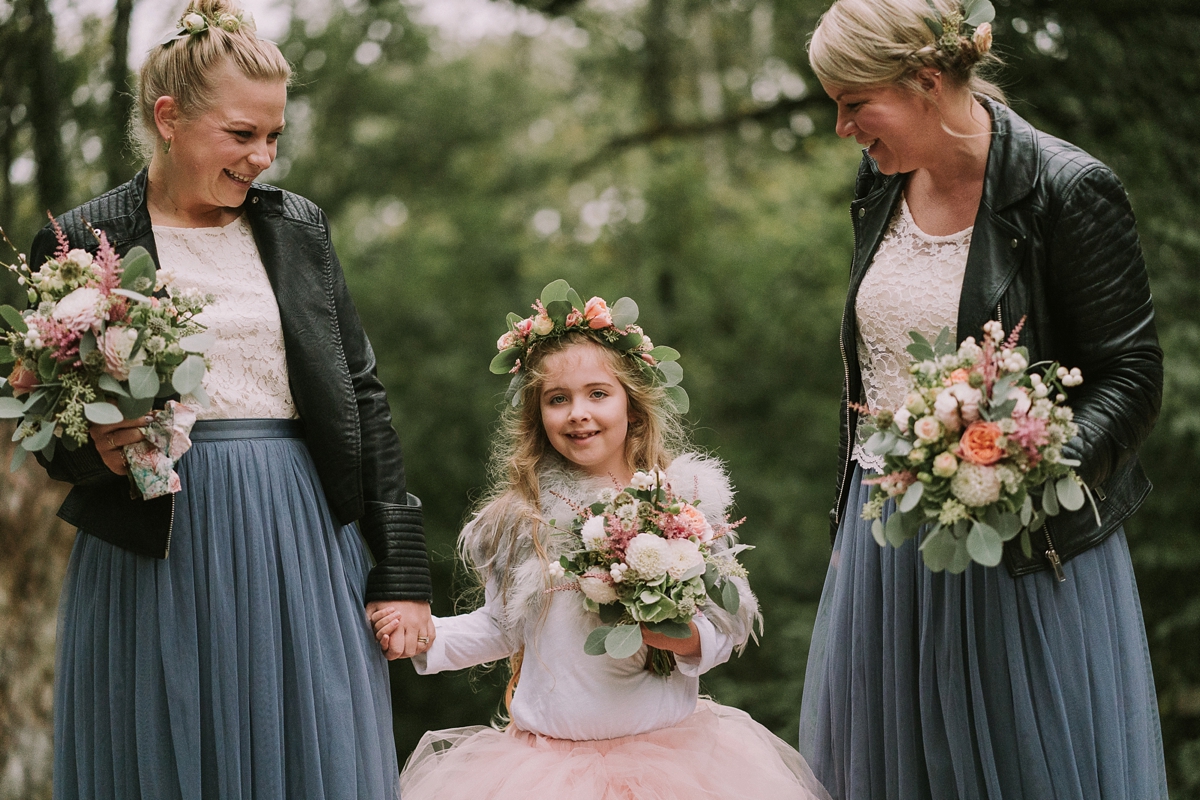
[642,0,672,129]
[24,0,68,215]
[105,0,137,187]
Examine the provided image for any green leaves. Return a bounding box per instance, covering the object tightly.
[966,520,1004,567]
[128,364,161,399]
[645,619,692,639]
[171,355,206,395]
[898,481,924,513]
[0,305,28,333]
[665,385,690,415]
[611,297,639,329]
[83,402,123,425]
[490,348,520,375]
[906,327,955,362]
[1055,476,1085,511]
[119,247,156,294]
[0,397,26,418]
[963,0,996,26]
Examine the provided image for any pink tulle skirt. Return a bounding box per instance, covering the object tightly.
[400,700,831,800]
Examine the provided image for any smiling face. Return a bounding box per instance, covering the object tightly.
[539,342,631,481]
[821,79,938,175]
[153,60,287,219]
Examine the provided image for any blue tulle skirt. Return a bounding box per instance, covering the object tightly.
[53,419,400,800]
[798,464,1168,800]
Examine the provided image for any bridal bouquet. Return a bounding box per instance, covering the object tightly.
[856,319,1098,574]
[0,220,212,497]
[552,468,747,675]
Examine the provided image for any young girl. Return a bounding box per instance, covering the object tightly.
[372,287,830,800]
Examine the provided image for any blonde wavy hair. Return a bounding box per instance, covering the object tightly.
[133,0,292,161]
[464,333,688,714]
[809,0,1005,103]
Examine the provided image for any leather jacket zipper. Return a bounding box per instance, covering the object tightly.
[164,494,176,558]
[1043,523,1065,582]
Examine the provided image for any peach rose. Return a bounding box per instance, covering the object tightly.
[958,421,1005,466]
[973,22,993,54]
[8,361,38,397]
[946,368,971,385]
[584,296,613,329]
[913,415,943,443]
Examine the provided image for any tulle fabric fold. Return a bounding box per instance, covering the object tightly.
[401,699,830,800]
[53,421,399,800]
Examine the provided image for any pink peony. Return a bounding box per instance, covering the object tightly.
[584,297,614,329]
[52,287,105,333]
[675,503,714,543]
[100,327,139,381]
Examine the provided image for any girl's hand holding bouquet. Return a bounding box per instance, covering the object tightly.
[856,318,1097,577]
[0,219,212,498]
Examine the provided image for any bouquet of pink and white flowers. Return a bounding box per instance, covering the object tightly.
[554,468,748,675]
[0,220,211,497]
[856,319,1098,575]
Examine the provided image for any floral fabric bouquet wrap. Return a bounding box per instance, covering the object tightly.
[553,468,748,675]
[0,221,212,498]
[856,319,1098,577]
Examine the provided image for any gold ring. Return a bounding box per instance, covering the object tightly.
[106,434,116,449]
[417,636,429,644]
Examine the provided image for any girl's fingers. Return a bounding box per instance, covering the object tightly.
[374,619,400,644]
[379,633,391,652]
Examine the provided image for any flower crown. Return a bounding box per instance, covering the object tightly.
[159,8,256,46]
[921,0,995,57]
[490,279,689,414]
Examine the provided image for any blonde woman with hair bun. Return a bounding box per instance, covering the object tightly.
[27,1,432,797]
[798,1,1169,798]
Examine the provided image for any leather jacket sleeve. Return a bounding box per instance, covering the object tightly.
[324,213,433,603]
[1046,165,1163,488]
[27,223,122,488]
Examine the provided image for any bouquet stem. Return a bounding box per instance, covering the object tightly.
[646,646,676,676]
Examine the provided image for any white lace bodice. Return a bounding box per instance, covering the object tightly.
[154,216,298,420]
[852,198,971,471]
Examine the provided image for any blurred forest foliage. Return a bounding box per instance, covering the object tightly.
[0,0,1198,797]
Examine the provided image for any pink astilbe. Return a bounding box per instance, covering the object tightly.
[90,231,123,294]
[1009,414,1050,466]
[48,212,70,261]
[603,516,639,560]
[1002,315,1028,352]
[39,317,83,363]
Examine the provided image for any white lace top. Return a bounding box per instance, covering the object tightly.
[153,216,298,420]
[852,198,971,471]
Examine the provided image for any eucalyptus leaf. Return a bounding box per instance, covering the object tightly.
[117,394,154,419]
[178,332,216,353]
[947,537,973,574]
[892,439,914,456]
[21,423,54,452]
[37,350,56,381]
[611,297,639,328]
[880,432,898,453]
[83,402,124,425]
[540,279,571,305]
[964,0,995,26]
[984,398,1017,422]
[645,619,693,639]
[898,481,924,513]
[721,580,740,614]
[1056,476,1085,511]
[1019,493,1034,526]
[79,332,97,359]
[119,248,156,293]
[1019,528,1033,559]
[648,346,681,363]
[665,385,689,415]
[605,624,644,659]
[906,330,935,361]
[584,626,612,656]
[545,299,572,326]
[613,332,643,351]
[919,524,954,571]
[0,305,28,333]
[171,355,206,395]
[865,431,889,454]
[703,562,721,590]
[0,397,26,418]
[506,312,523,328]
[884,511,909,547]
[97,373,130,398]
[0,345,13,365]
[871,519,886,547]
[1042,482,1060,516]
[490,348,521,375]
[190,383,210,408]
[967,521,1004,566]
[111,288,151,303]
[933,327,955,357]
[657,360,683,388]
[566,288,585,311]
[9,444,27,472]
[128,365,161,400]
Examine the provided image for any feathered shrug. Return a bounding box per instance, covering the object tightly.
[411,453,759,741]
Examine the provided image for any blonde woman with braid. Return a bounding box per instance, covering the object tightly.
[798,1,1168,798]
[28,2,432,797]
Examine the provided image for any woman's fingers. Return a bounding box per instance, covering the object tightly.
[89,415,152,476]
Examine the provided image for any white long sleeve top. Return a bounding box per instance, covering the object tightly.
[413,454,758,741]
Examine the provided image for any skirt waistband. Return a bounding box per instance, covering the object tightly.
[190,419,304,441]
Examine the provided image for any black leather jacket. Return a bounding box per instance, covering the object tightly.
[832,99,1163,577]
[28,169,432,602]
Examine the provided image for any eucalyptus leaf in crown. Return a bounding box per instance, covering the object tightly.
[491,280,689,414]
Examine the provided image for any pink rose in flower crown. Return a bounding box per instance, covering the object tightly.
[7,361,38,397]
[497,330,519,351]
[584,296,614,329]
[515,317,534,339]
[566,309,583,328]
[531,312,554,336]
[675,503,714,543]
[52,286,105,333]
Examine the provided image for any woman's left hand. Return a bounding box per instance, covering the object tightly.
[641,621,701,659]
[367,600,435,660]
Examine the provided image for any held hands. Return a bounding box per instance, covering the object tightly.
[368,600,435,661]
[641,620,701,659]
[90,416,151,476]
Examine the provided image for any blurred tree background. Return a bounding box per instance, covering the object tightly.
[0,0,1197,797]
